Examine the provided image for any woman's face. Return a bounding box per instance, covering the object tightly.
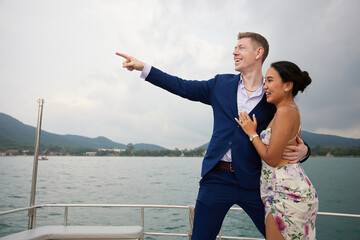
[264,67,290,104]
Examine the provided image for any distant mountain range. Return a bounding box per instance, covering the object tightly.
[197,130,360,150]
[1,112,359,151]
[0,113,166,151]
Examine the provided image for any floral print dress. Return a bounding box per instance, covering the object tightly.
[260,127,319,239]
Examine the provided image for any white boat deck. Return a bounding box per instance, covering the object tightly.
[0,225,143,240]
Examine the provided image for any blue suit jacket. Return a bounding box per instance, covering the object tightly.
[146,67,277,190]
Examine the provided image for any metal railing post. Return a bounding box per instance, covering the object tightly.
[64,206,68,226]
[188,205,195,240]
[28,99,45,229]
[141,207,144,240]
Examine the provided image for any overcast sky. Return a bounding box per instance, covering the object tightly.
[1,0,359,149]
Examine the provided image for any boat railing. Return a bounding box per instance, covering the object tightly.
[1,204,360,240]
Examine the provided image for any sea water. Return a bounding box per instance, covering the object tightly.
[0,156,359,239]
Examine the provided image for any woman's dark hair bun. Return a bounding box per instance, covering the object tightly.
[299,71,312,92]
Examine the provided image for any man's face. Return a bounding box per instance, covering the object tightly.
[233,38,258,72]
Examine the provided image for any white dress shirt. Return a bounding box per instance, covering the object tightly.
[222,74,265,162]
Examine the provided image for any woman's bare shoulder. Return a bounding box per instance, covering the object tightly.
[276,105,299,118]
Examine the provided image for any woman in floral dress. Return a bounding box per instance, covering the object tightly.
[236,61,318,240]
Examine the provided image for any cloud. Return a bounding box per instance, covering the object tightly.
[0,0,359,149]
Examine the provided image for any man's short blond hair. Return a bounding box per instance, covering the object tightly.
[237,32,269,63]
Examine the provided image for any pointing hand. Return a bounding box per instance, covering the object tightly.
[115,52,145,71]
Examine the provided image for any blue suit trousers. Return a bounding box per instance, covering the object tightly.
[191,166,266,240]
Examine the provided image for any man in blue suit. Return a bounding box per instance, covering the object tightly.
[116,32,309,239]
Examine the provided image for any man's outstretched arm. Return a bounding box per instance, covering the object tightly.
[115,52,213,105]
